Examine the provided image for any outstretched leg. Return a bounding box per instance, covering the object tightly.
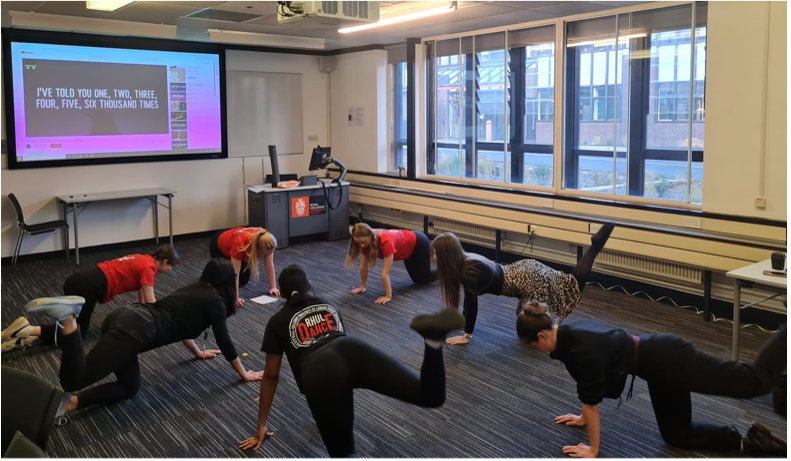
[571,223,614,292]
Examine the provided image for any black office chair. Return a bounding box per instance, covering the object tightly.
[8,194,69,265]
[1,367,63,454]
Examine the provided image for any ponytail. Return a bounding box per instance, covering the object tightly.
[516,300,557,342]
[279,265,312,306]
[345,223,378,270]
[237,229,277,280]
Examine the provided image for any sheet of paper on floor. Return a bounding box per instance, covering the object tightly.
[250,294,279,305]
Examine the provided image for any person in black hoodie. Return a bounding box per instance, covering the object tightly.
[239,265,464,458]
[516,300,787,458]
[25,258,263,414]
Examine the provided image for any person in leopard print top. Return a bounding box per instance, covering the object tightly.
[433,223,614,345]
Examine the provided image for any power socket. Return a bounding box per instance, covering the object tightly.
[589,223,603,234]
[540,198,554,208]
[444,187,453,195]
[683,217,701,229]
[755,197,767,208]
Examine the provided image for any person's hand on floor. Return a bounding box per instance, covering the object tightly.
[239,425,274,451]
[446,335,470,346]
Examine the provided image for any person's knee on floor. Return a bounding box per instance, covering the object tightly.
[658,425,695,449]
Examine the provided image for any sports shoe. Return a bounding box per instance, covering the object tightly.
[24,296,85,322]
[742,421,787,456]
[410,310,465,341]
[1,316,33,342]
[1,336,39,353]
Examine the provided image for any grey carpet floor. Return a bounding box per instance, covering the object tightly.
[1,236,786,458]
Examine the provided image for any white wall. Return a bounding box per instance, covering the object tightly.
[702,1,787,221]
[1,50,329,258]
[329,50,389,173]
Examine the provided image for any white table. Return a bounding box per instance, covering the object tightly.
[57,188,175,265]
[726,259,787,361]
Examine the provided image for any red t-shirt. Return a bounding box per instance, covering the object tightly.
[361,229,417,261]
[217,227,261,262]
[97,254,157,303]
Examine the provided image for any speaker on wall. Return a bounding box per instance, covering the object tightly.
[319,57,337,73]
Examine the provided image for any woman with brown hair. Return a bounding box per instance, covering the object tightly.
[345,223,435,305]
[516,300,787,458]
[209,227,279,307]
[2,245,180,351]
[24,259,262,414]
[433,223,613,345]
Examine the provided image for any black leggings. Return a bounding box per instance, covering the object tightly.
[300,336,445,457]
[403,231,436,285]
[636,328,786,451]
[39,267,108,344]
[59,309,146,410]
[209,229,251,287]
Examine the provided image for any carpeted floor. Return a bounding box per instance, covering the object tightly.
[1,236,786,458]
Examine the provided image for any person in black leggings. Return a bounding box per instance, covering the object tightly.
[239,265,464,457]
[2,246,178,351]
[516,300,787,457]
[346,223,436,305]
[433,223,614,346]
[24,259,263,414]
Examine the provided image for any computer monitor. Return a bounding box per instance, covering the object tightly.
[308,146,332,171]
[308,145,347,183]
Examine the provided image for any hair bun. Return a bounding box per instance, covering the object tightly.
[519,300,548,317]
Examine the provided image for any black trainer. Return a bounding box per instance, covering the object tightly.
[742,421,787,457]
[410,310,465,341]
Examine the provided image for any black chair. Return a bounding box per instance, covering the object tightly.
[1,367,63,454]
[4,431,48,458]
[8,194,69,265]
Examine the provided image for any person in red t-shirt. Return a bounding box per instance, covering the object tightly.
[1,245,179,351]
[345,223,436,304]
[209,227,279,308]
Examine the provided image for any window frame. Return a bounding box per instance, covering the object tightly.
[389,61,408,172]
[422,1,707,210]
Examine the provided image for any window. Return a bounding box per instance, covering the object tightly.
[427,25,555,187]
[389,62,408,170]
[563,3,707,204]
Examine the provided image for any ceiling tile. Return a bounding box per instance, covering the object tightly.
[209,1,276,15]
[483,2,568,9]
[149,1,227,8]
[532,2,616,16]
[2,1,47,14]
[32,1,114,19]
[107,2,204,23]
[592,1,653,6]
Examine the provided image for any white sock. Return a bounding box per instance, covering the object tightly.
[425,339,443,349]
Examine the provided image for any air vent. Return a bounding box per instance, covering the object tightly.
[270,195,281,204]
[595,249,702,284]
[433,218,497,240]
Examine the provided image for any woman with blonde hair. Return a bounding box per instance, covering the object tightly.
[346,223,435,305]
[433,223,614,345]
[209,227,279,307]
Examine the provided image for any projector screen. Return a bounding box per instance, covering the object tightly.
[4,39,226,169]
